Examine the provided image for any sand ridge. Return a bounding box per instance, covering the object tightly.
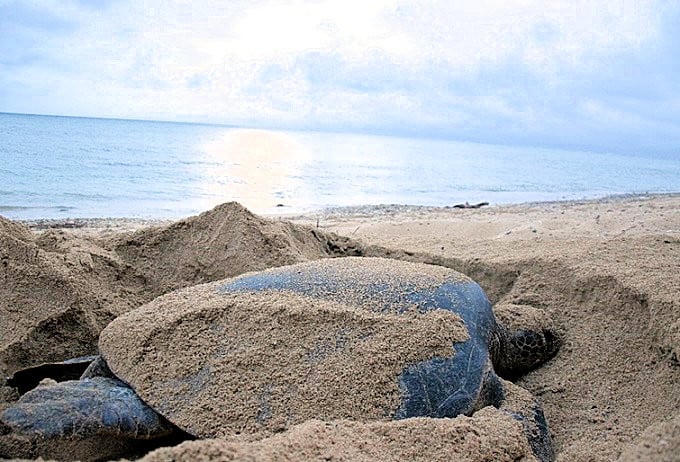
[136,412,536,462]
[133,375,541,462]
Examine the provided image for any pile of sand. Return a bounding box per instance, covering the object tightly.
[0,203,347,378]
[0,217,146,376]
[109,202,345,296]
[138,412,535,462]
[618,413,680,461]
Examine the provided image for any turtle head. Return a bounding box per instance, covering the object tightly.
[491,303,561,378]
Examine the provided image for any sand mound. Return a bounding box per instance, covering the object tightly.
[1,203,346,378]
[0,217,146,377]
[109,202,340,296]
[100,274,467,438]
[139,410,535,462]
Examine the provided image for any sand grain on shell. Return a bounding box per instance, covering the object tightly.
[224,257,472,314]
[100,260,470,438]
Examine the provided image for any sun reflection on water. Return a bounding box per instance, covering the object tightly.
[198,129,310,212]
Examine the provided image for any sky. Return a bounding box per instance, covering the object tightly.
[1,0,679,154]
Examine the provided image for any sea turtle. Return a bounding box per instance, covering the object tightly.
[1,257,559,461]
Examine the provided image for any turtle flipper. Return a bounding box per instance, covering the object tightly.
[80,355,116,379]
[494,377,555,462]
[0,377,177,461]
[6,356,98,395]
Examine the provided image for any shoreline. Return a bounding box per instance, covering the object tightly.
[12,192,680,232]
[280,191,680,220]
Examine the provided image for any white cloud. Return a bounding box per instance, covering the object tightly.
[38,1,662,85]
[1,0,677,151]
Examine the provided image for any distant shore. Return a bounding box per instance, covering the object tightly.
[14,192,680,234]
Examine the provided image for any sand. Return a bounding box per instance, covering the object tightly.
[137,411,535,462]
[0,202,340,379]
[285,193,680,461]
[0,217,145,376]
[109,202,342,296]
[1,193,678,461]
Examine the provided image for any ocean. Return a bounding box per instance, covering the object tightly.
[1,112,678,219]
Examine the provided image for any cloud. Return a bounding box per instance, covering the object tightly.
[0,0,679,153]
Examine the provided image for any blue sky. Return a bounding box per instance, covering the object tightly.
[1,0,679,154]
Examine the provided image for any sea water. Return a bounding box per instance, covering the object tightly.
[1,112,678,219]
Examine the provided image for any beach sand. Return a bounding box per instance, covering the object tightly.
[1,194,679,461]
[284,194,680,461]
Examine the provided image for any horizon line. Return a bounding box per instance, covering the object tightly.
[0,110,661,157]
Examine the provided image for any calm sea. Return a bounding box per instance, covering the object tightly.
[1,112,678,219]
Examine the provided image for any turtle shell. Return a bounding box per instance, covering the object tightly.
[99,257,495,438]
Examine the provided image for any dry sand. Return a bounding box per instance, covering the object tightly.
[1,193,678,461]
[137,410,535,462]
[0,202,343,378]
[285,193,680,461]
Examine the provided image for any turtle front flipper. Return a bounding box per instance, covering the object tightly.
[0,377,179,461]
[6,356,99,395]
[493,377,555,462]
[443,366,555,462]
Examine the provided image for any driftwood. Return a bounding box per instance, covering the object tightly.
[449,201,489,209]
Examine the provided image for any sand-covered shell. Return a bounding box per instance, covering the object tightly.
[99,257,492,438]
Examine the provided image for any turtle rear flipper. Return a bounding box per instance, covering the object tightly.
[0,377,180,461]
[466,368,555,462]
